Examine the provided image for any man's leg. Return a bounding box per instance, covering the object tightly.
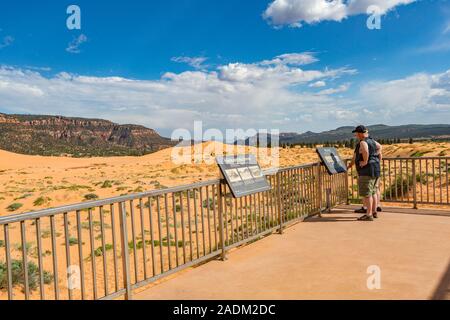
[358,176,374,221]
[372,193,378,216]
[363,196,373,216]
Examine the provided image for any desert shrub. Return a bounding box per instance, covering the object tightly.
[84,193,99,201]
[6,203,23,212]
[68,237,79,246]
[383,175,414,199]
[93,244,114,257]
[33,196,51,206]
[14,193,33,201]
[0,260,53,291]
[0,240,4,247]
[137,200,153,209]
[101,180,113,189]
[14,242,34,252]
[415,173,428,185]
[68,185,93,192]
[202,198,214,210]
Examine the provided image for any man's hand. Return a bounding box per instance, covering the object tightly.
[360,161,368,168]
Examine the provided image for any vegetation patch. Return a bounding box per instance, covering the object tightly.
[33,196,52,207]
[6,203,23,212]
[0,260,53,291]
[84,193,99,201]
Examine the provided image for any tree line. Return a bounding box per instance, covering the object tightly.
[279,138,412,149]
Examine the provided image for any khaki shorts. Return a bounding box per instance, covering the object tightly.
[358,176,380,197]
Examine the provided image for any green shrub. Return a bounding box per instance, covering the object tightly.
[14,194,33,201]
[68,237,79,246]
[383,175,414,199]
[6,203,23,212]
[93,244,113,257]
[0,260,53,291]
[101,180,113,189]
[14,242,34,252]
[33,196,51,206]
[202,198,214,210]
[84,193,99,201]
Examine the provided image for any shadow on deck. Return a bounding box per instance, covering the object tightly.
[134,205,450,300]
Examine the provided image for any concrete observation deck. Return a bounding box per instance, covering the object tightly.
[135,206,450,300]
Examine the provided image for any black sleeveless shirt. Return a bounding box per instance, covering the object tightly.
[355,137,381,177]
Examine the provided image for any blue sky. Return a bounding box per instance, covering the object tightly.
[0,0,449,136]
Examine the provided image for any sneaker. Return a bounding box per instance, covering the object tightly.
[357,215,374,221]
[355,207,367,214]
[373,213,378,219]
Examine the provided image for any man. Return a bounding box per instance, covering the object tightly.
[347,125,382,221]
[354,149,383,214]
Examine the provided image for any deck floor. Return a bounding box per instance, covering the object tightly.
[135,206,450,300]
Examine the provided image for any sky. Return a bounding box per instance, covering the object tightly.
[0,0,449,136]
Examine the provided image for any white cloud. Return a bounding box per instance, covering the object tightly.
[317,83,350,95]
[0,36,14,49]
[261,52,319,66]
[309,80,326,88]
[171,56,209,70]
[66,34,88,54]
[263,0,416,27]
[359,71,450,122]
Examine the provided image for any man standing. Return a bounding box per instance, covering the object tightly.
[347,126,382,221]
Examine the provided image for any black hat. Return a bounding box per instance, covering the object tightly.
[352,125,368,133]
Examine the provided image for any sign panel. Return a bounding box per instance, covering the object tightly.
[316,147,347,175]
[216,155,271,198]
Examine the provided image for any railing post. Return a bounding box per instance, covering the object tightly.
[119,202,133,300]
[345,160,350,205]
[218,181,227,261]
[276,172,284,234]
[317,164,323,217]
[412,159,418,209]
[326,188,332,213]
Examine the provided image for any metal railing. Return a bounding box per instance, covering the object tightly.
[348,157,450,208]
[0,162,347,300]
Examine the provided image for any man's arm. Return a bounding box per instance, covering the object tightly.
[376,141,383,162]
[359,141,369,167]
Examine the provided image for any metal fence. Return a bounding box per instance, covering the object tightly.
[348,157,450,207]
[0,162,347,300]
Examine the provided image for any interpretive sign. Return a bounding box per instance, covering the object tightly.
[216,155,271,198]
[316,147,347,175]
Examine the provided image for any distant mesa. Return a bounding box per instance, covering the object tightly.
[0,113,176,157]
